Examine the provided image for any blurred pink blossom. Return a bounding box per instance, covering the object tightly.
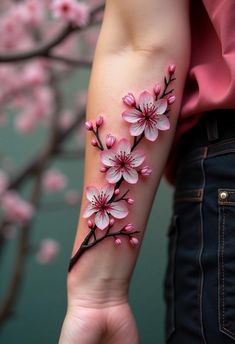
[1,191,34,223]
[23,61,48,86]
[64,190,80,206]
[73,2,89,27]
[0,7,34,52]
[51,0,89,27]
[59,110,75,130]
[36,238,60,264]
[42,169,68,192]
[17,0,45,28]
[51,0,77,21]
[14,111,37,134]
[32,86,54,121]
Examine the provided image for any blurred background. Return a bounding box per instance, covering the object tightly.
[0,1,174,343]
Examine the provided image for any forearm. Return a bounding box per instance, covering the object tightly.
[67,1,190,307]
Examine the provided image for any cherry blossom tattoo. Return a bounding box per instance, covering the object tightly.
[68,64,176,272]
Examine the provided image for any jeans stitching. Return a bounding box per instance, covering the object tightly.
[171,219,177,337]
[180,141,235,167]
[174,189,204,203]
[199,156,207,344]
[218,204,235,340]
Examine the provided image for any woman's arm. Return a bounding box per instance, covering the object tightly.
[59,0,190,342]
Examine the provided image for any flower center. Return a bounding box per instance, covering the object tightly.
[61,4,69,12]
[143,103,156,117]
[116,151,132,168]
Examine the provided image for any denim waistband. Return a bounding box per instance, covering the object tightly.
[179,109,235,157]
[178,137,235,167]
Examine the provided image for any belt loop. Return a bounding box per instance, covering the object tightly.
[206,112,219,142]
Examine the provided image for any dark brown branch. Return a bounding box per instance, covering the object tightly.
[68,229,139,271]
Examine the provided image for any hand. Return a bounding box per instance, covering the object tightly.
[59,302,139,344]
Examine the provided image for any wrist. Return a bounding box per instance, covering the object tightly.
[67,267,129,309]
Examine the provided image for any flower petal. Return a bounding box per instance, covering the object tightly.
[130,150,145,167]
[122,109,142,123]
[123,168,138,184]
[139,91,155,113]
[157,114,170,130]
[156,99,168,115]
[95,211,109,230]
[109,201,128,219]
[100,183,114,202]
[86,186,99,202]
[130,122,145,136]
[100,150,116,167]
[144,124,159,141]
[106,167,122,184]
[83,203,96,218]
[117,138,131,155]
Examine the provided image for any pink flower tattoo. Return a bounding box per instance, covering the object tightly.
[100,138,145,184]
[68,64,176,272]
[83,184,128,230]
[122,91,169,141]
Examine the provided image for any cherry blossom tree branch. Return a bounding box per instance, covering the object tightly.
[0,69,64,325]
[0,172,42,325]
[0,4,104,63]
[7,110,85,191]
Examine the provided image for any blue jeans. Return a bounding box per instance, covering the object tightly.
[164,138,235,344]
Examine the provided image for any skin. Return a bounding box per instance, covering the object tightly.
[59,0,190,343]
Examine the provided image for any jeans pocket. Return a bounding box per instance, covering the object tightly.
[164,214,179,342]
[218,188,235,341]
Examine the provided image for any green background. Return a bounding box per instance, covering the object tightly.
[0,65,174,344]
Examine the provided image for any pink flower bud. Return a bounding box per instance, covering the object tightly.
[100,166,107,173]
[91,138,98,146]
[114,188,120,195]
[122,93,136,107]
[153,84,161,96]
[124,223,135,232]
[88,219,93,228]
[114,237,122,246]
[168,95,176,105]
[85,120,93,130]
[168,64,176,75]
[139,166,152,176]
[106,134,116,149]
[127,198,134,205]
[96,115,104,127]
[109,218,115,226]
[130,237,139,247]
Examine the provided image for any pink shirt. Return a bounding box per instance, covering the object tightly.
[164,0,235,185]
